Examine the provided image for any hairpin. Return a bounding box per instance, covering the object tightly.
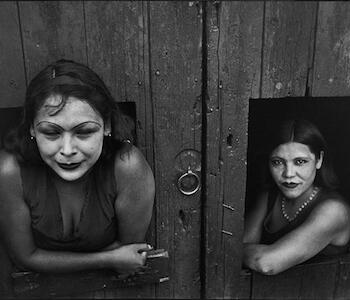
[52,67,56,79]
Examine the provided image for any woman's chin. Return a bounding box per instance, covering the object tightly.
[280,186,303,200]
[52,166,88,182]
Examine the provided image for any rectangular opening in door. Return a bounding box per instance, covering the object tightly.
[246,98,350,212]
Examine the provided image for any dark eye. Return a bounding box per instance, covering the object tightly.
[270,159,283,166]
[76,130,94,138]
[43,131,60,139]
[295,159,308,166]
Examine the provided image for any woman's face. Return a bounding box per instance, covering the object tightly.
[31,95,109,181]
[269,142,323,200]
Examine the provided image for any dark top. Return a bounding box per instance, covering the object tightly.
[261,187,349,256]
[19,158,118,252]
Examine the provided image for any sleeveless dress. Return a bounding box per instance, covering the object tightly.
[261,187,349,256]
[19,157,118,252]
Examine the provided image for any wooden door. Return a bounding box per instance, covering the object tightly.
[0,1,241,298]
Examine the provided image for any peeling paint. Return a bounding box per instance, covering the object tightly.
[334,31,350,87]
[275,82,283,90]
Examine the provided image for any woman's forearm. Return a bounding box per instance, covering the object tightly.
[17,248,114,273]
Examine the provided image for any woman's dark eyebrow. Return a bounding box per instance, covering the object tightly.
[35,121,102,130]
[270,156,283,160]
[72,121,102,130]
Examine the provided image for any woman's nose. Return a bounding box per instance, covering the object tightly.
[60,135,77,156]
[283,164,295,178]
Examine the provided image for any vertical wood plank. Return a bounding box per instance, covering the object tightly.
[0,1,26,107]
[334,257,350,300]
[0,241,14,298]
[84,1,153,164]
[298,262,338,299]
[251,268,302,299]
[312,2,350,96]
[83,1,155,298]
[18,1,87,81]
[149,1,202,298]
[261,1,317,98]
[206,1,263,298]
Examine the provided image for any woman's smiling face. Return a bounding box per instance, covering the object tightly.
[269,142,323,200]
[31,95,108,181]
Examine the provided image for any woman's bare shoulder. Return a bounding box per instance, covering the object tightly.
[113,144,155,202]
[0,150,21,179]
[307,195,350,234]
[312,196,350,220]
[0,150,23,204]
[114,145,150,177]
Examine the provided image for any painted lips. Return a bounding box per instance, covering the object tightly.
[282,182,299,189]
[57,162,81,170]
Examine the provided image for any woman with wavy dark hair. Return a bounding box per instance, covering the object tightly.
[0,59,155,274]
[244,119,350,275]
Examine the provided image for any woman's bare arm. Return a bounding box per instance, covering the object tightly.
[243,191,269,243]
[113,145,155,244]
[0,151,148,273]
[243,199,350,275]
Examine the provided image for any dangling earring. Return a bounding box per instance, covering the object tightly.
[105,132,111,137]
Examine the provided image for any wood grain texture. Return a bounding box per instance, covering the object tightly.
[0,1,26,107]
[299,261,338,299]
[149,1,202,298]
[205,1,263,298]
[84,1,153,163]
[252,268,302,299]
[334,260,350,300]
[18,1,87,82]
[261,1,317,98]
[84,2,154,298]
[312,2,350,96]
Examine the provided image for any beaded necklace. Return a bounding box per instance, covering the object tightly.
[281,187,320,222]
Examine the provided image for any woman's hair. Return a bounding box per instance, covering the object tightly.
[262,119,338,190]
[4,59,134,164]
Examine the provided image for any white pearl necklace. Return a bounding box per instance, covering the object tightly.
[281,187,319,222]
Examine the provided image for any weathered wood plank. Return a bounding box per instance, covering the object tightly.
[252,268,302,299]
[299,261,338,299]
[235,270,252,300]
[205,1,263,298]
[334,260,350,300]
[84,1,153,165]
[0,1,26,107]
[262,1,317,98]
[312,2,350,96]
[84,2,155,298]
[18,1,87,81]
[0,241,14,298]
[12,249,169,298]
[149,1,202,298]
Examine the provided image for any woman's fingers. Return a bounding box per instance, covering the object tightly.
[137,244,153,253]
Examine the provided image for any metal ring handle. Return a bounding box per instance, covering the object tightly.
[177,169,200,196]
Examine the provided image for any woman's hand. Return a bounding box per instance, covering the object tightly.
[109,243,152,275]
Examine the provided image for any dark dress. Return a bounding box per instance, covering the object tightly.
[261,187,349,256]
[19,157,118,252]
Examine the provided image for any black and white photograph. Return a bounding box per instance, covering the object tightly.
[1,1,350,299]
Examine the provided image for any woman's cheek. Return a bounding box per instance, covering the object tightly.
[37,140,59,157]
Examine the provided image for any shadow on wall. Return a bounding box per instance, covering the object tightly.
[246,98,350,212]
